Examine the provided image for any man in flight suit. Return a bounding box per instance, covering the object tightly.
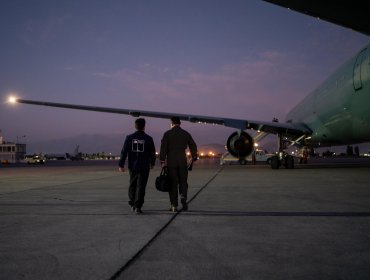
[160,117,198,212]
[119,118,156,214]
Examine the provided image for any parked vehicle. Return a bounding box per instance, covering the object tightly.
[220,152,247,165]
[220,149,274,165]
[24,155,45,164]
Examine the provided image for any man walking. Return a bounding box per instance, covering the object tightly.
[160,117,198,212]
[119,118,156,214]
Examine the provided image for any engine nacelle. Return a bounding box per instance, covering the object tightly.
[226,131,254,158]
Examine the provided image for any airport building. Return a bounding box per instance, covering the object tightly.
[0,133,26,164]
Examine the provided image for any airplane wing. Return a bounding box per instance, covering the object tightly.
[262,0,370,36]
[13,98,312,137]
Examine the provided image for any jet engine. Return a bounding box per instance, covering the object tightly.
[226,131,254,158]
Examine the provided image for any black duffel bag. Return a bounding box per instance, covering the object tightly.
[155,166,169,192]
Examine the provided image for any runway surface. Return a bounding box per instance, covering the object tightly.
[1,158,370,280]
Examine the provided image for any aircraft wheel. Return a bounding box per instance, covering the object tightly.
[239,159,247,165]
[270,156,280,169]
[285,155,294,169]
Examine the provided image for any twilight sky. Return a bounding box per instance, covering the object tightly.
[1,0,369,153]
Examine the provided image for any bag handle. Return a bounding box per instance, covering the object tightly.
[160,166,168,175]
[188,159,194,171]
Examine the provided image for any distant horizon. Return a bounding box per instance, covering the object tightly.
[2,131,368,156]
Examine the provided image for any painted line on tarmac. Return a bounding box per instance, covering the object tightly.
[179,210,370,217]
[108,167,224,280]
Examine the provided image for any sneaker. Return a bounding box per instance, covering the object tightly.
[130,206,136,212]
[181,199,188,211]
[170,206,178,212]
[182,203,188,211]
[135,208,142,214]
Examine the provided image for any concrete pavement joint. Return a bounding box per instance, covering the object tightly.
[0,174,122,196]
[108,167,224,280]
[179,210,370,217]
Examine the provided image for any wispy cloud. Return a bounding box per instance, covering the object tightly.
[20,15,69,47]
[93,50,319,120]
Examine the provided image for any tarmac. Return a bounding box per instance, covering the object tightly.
[1,158,370,280]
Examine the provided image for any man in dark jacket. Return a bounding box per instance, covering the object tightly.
[119,118,156,214]
[160,117,198,212]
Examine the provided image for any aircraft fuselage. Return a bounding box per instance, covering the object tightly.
[285,43,370,147]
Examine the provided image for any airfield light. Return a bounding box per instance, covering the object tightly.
[8,96,17,104]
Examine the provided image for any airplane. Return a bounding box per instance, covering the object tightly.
[66,145,84,161]
[44,145,83,160]
[7,1,370,169]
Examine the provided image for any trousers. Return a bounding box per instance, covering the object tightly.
[128,170,150,209]
[167,164,188,207]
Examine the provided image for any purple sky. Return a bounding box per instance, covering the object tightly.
[1,0,369,152]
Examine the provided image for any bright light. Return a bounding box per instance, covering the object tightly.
[8,96,17,104]
[254,143,259,147]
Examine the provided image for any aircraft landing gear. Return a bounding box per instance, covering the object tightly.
[270,152,294,169]
[238,158,247,165]
[270,132,295,169]
[271,155,280,169]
